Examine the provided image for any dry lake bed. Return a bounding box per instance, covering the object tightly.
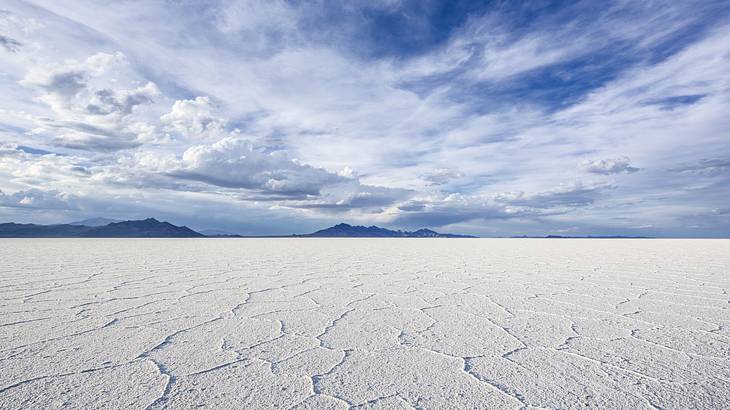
[0,238,728,409]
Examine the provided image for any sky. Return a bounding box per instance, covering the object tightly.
[0,0,729,237]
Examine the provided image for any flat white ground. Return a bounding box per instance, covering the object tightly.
[0,239,728,409]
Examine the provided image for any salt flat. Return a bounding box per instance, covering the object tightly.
[0,239,728,409]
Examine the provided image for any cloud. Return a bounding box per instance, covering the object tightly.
[48,127,142,151]
[495,182,614,209]
[20,52,123,110]
[18,52,163,151]
[288,182,412,213]
[389,182,612,228]
[0,34,21,52]
[85,82,159,118]
[0,188,78,210]
[579,157,640,175]
[392,192,512,228]
[172,137,346,196]
[213,0,300,55]
[160,96,227,140]
[670,158,730,176]
[0,143,94,187]
[155,136,412,211]
[421,168,464,186]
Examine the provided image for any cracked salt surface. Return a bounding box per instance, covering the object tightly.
[0,239,729,409]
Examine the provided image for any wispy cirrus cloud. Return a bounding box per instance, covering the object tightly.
[670,158,730,176]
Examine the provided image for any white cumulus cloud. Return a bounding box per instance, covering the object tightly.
[173,137,345,196]
[161,96,227,140]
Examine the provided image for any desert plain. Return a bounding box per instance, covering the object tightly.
[0,238,728,409]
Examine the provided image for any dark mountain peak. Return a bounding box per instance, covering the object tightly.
[302,223,476,238]
[413,228,437,234]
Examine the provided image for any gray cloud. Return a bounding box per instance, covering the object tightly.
[579,157,640,175]
[40,120,142,151]
[390,182,611,228]
[392,204,514,228]
[51,132,142,151]
[421,168,464,186]
[37,70,86,98]
[495,182,613,209]
[0,35,21,52]
[670,158,730,176]
[85,83,159,117]
[288,183,412,213]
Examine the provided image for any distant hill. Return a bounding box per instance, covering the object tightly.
[299,223,476,238]
[0,218,204,238]
[69,217,122,227]
[0,223,89,237]
[85,218,204,237]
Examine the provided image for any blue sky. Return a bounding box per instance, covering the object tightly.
[1,0,729,237]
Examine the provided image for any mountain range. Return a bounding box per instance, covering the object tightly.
[0,218,203,238]
[0,219,475,238]
[0,219,654,238]
[298,223,476,238]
